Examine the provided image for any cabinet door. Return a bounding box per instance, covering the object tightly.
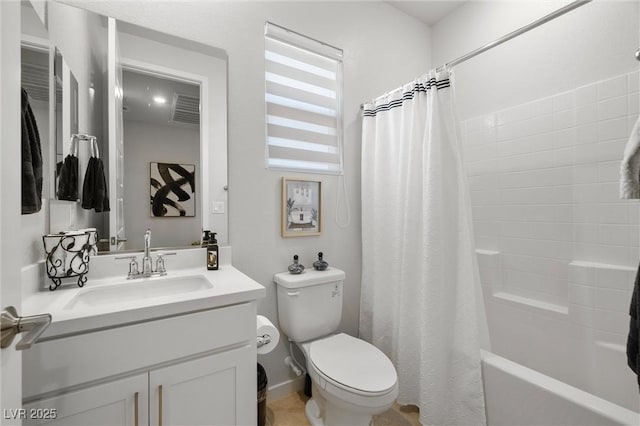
[150,345,255,426]
[23,374,148,426]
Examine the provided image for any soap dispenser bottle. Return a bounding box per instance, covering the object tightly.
[207,232,219,270]
[201,230,211,247]
[313,252,328,271]
[288,255,304,274]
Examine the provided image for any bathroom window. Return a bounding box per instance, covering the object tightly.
[264,22,343,174]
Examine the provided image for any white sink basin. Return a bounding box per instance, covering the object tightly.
[64,275,213,310]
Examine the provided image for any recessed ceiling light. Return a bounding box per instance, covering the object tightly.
[153,96,167,104]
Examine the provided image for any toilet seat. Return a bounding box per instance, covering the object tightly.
[309,333,397,396]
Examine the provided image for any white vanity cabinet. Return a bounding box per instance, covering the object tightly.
[24,374,148,425]
[149,345,253,425]
[22,302,258,426]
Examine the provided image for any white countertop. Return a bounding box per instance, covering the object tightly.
[22,248,265,340]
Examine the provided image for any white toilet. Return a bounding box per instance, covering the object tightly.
[275,267,398,426]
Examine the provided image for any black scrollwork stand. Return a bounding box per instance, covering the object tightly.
[42,233,92,291]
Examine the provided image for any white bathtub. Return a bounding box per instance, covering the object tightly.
[482,351,639,426]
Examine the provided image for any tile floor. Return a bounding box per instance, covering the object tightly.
[266,391,421,426]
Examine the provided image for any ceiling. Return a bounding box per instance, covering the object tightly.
[122,69,200,128]
[385,1,467,26]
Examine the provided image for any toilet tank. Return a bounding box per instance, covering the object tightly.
[274,267,345,342]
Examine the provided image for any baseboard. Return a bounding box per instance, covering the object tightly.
[267,376,305,402]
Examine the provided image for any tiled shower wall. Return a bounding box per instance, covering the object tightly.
[462,70,639,305]
[461,70,640,410]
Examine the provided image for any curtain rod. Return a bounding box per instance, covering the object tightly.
[437,0,592,71]
[361,0,592,109]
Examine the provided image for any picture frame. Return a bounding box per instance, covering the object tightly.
[150,162,196,217]
[281,177,322,237]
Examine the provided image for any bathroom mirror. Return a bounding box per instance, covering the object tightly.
[119,68,201,250]
[34,1,228,253]
[103,20,228,252]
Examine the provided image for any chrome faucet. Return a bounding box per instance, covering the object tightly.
[115,229,175,279]
[142,229,152,275]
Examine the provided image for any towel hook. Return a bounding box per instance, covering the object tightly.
[91,136,99,159]
[69,134,79,157]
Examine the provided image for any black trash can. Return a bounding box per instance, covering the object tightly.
[257,363,268,426]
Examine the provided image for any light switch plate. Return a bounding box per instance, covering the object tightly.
[212,201,225,214]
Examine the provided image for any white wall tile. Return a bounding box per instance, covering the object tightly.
[598,161,621,183]
[599,224,632,246]
[576,103,597,125]
[463,71,637,313]
[629,91,639,116]
[627,71,639,93]
[596,267,635,290]
[552,128,577,148]
[568,283,594,307]
[597,75,627,101]
[593,309,628,334]
[553,109,576,130]
[575,123,598,144]
[594,287,632,312]
[575,83,597,106]
[573,164,598,184]
[597,95,627,121]
[553,91,576,112]
[569,303,594,327]
[597,117,629,141]
[573,224,599,244]
[628,115,638,134]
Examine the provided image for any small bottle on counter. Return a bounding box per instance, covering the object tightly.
[207,232,219,270]
[201,230,211,247]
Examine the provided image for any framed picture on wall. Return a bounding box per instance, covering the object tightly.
[150,162,196,217]
[281,178,322,237]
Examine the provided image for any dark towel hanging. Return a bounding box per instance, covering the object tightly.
[627,262,640,390]
[21,88,43,214]
[81,156,110,212]
[57,154,78,201]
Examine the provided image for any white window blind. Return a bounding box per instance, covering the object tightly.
[265,22,343,174]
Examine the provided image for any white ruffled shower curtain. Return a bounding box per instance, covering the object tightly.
[360,69,489,426]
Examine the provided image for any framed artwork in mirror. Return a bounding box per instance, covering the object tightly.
[281,177,321,237]
[150,162,196,217]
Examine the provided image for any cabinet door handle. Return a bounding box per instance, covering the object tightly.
[158,385,163,426]
[134,392,139,426]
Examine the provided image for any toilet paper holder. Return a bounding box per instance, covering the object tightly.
[257,333,272,348]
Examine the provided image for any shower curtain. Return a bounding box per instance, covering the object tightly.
[360,69,489,426]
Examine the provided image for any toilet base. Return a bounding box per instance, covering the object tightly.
[305,398,324,426]
[305,384,376,426]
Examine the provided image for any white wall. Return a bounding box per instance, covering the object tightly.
[433,0,640,412]
[432,0,640,119]
[123,120,200,250]
[72,0,432,391]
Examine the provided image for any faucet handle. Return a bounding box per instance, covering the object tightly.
[115,256,140,278]
[155,252,176,275]
[155,255,166,275]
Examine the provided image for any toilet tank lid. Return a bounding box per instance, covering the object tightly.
[274,267,345,288]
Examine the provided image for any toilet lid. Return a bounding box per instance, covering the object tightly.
[309,333,397,394]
